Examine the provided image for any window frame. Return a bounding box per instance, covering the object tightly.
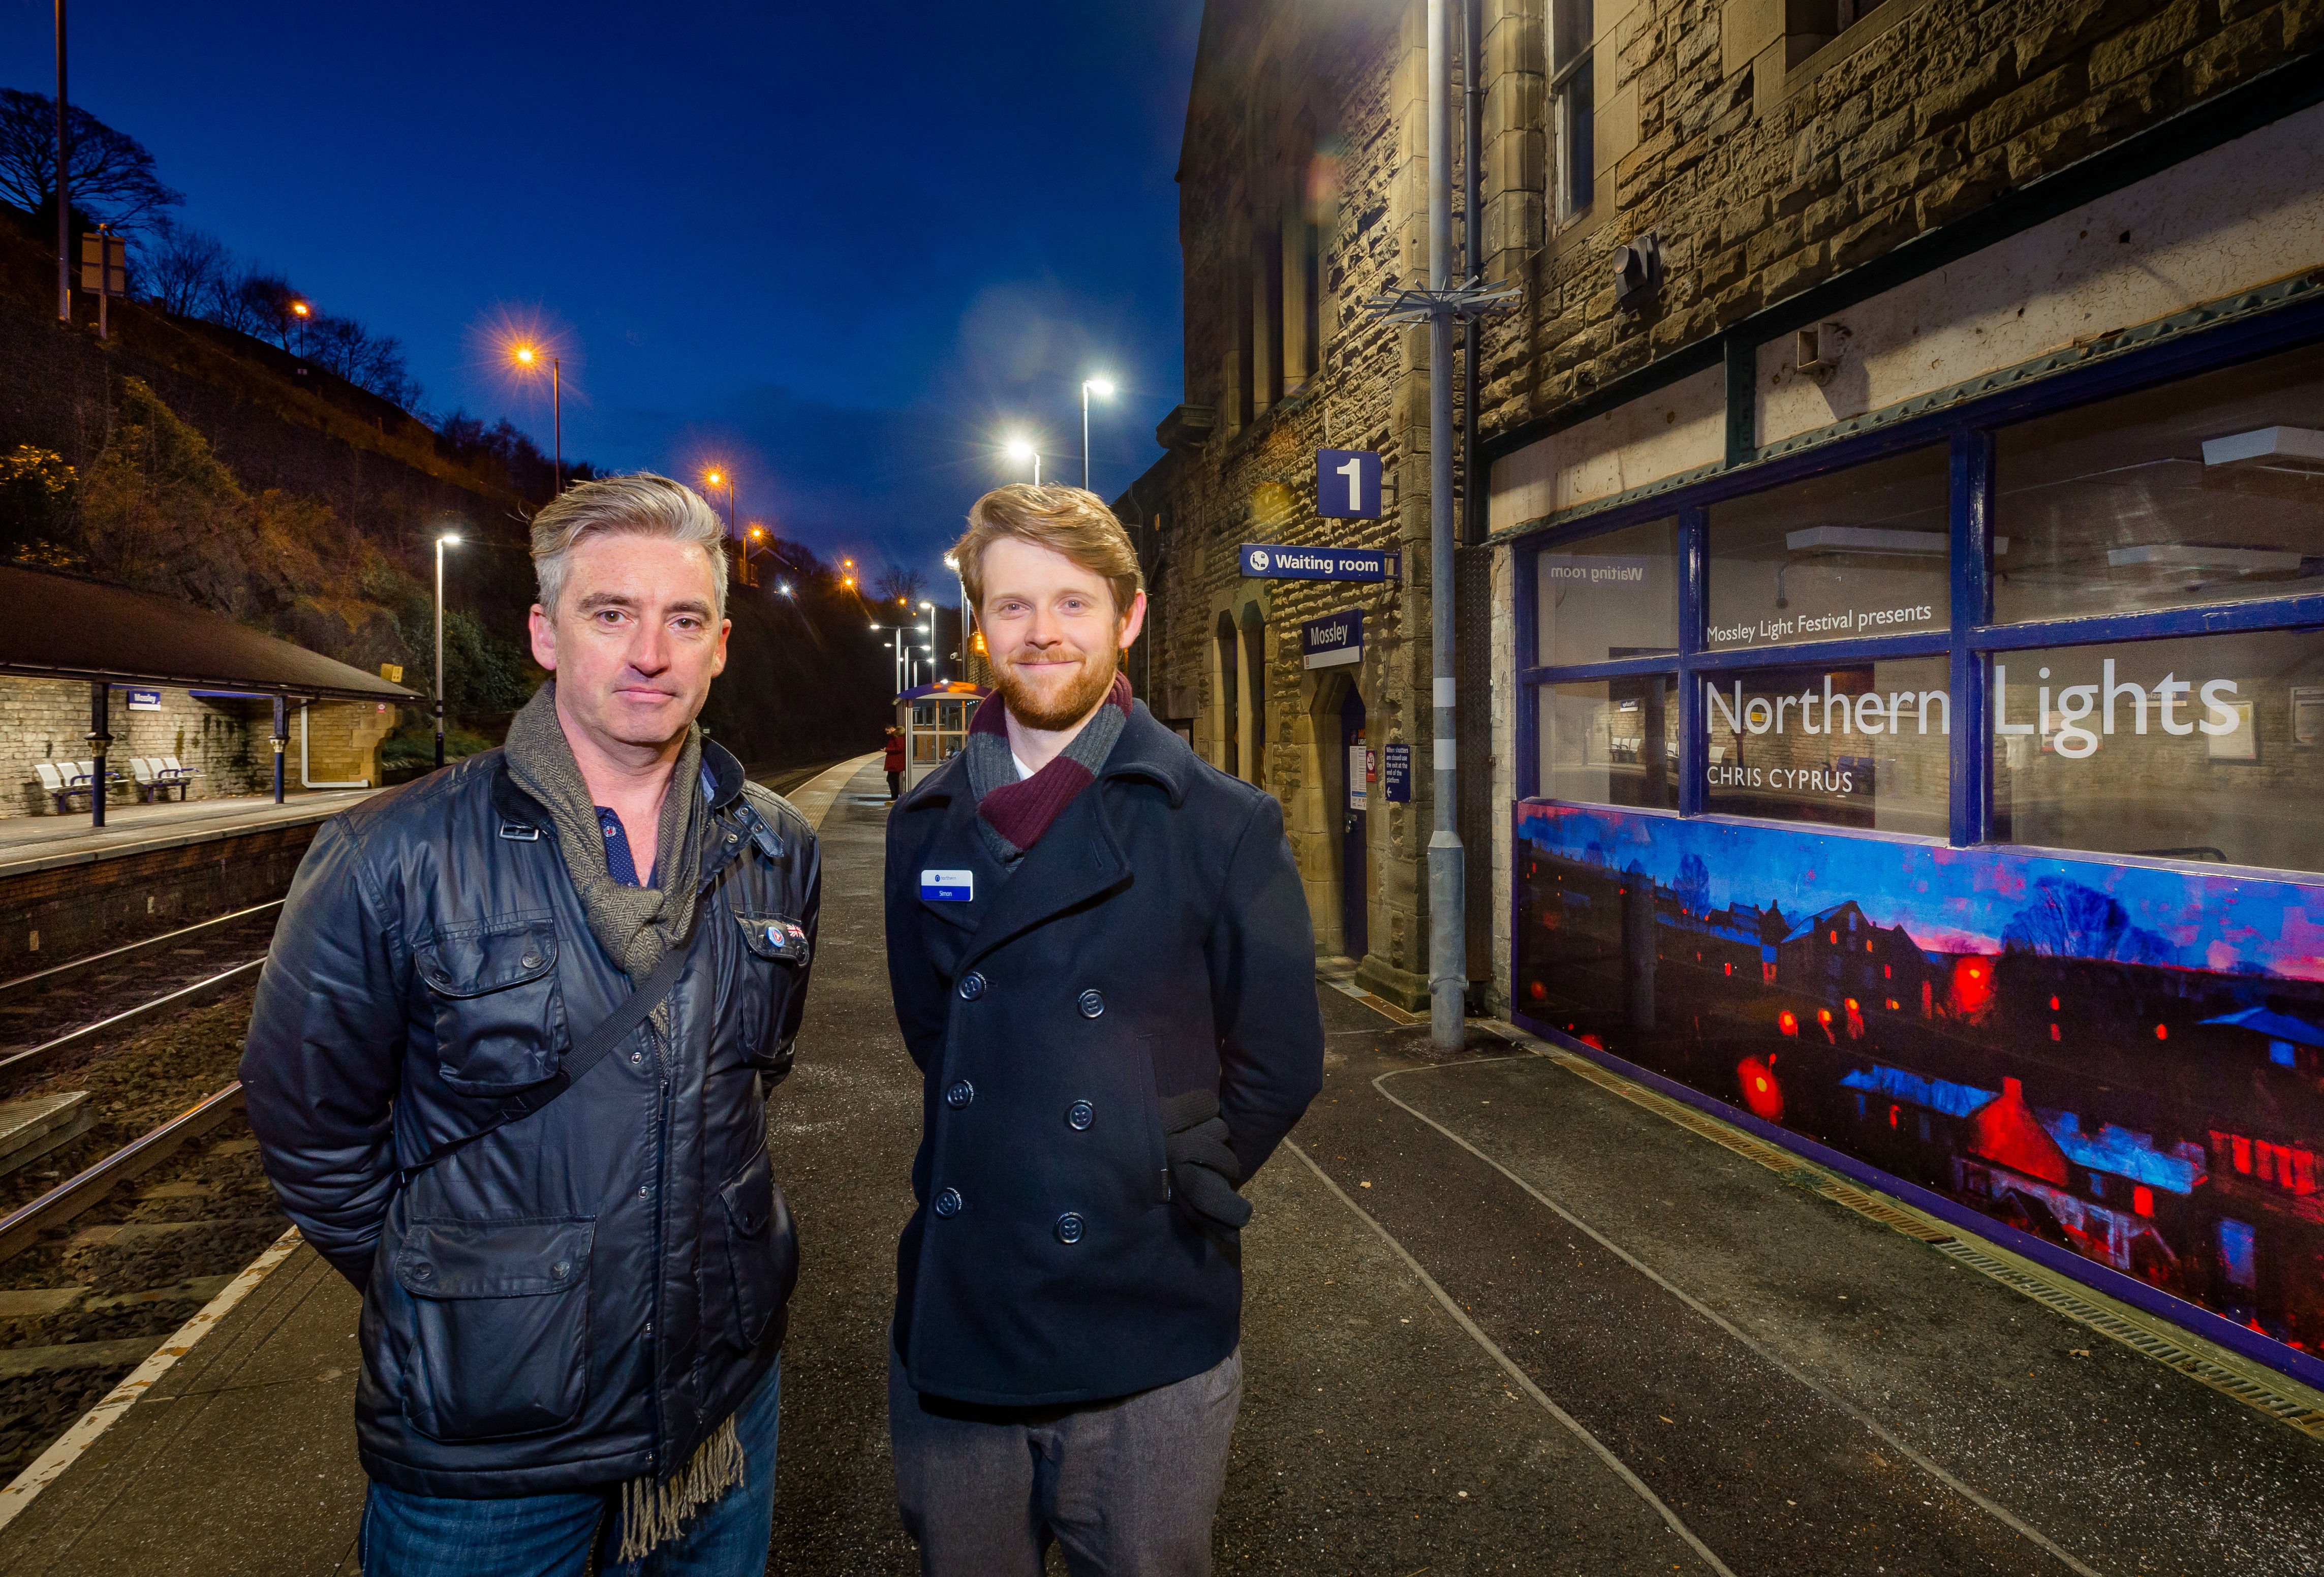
[1549,0,1594,224]
[1512,296,2324,861]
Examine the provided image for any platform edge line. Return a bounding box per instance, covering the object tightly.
[0,1224,303,1536]
[1280,1137,1739,1577]
[1367,1065,2111,1577]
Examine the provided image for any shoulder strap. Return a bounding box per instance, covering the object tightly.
[395,943,692,1186]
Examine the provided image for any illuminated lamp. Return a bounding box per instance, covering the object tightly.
[1778,1010,1798,1036]
[2050,996,2060,1011]
[1737,1057,1784,1121]
[2155,1024,2169,1040]
[1816,1008,1833,1025]
[1885,998,1900,1011]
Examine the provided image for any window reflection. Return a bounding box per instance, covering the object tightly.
[1536,516,1679,667]
[1702,656,1949,834]
[1707,447,1951,651]
[1540,676,1679,810]
[1996,343,2324,623]
[1990,631,2324,873]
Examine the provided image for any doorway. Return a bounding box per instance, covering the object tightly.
[1340,684,1367,960]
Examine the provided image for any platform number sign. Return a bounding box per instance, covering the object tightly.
[1317,449,1382,520]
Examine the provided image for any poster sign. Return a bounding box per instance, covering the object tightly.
[1383,742,1411,802]
[1300,610,1364,670]
[1244,544,1396,582]
[1347,746,1368,812]
[126,688,161,711]
[1316,449,1383,519]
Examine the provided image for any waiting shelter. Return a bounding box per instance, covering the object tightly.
[0,564,415,829]
[894,681,989,792]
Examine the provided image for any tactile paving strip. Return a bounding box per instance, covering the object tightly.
[1521,1035,2324,1442]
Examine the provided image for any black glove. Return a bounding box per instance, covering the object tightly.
[1158,1088,1252,1232]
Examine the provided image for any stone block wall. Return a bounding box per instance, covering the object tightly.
[0,683,278,818]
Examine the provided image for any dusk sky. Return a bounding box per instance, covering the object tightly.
[0,2,1201,581]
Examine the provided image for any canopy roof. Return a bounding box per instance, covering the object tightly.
[0,564,415,703]
[897,681,990,703]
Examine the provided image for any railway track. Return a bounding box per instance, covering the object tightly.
[0,754,850,1480]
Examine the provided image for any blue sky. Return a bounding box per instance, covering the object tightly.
[3,1,1200,580]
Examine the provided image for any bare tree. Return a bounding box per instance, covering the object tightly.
[309,314,425,411]
[875,563,927,607]
[0,88,182,234]
[216,269,299,348]
[144,224,231,318]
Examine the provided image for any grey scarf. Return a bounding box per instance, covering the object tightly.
[501,683,741,1558]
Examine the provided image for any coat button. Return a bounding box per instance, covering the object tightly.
[520,952,542,970]
[1077,988,1104,1018]
[550,1260,569,1280]
[1055,1212,1086,1245]
[1067,1100,1094,1131]
[412,1263,433,1281]
[946,1079,975,1109]
[958,972,988,1001]
[933,1187,964,1219]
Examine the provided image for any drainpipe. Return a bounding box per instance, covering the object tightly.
[1461,0,1483,547]
[298,701,370,790]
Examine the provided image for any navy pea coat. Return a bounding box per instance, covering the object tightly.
[884,701,1325,1407]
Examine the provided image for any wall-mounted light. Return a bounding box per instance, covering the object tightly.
[1613,232,1662,314]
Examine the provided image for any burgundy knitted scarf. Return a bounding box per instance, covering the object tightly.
[965,672,1132,865]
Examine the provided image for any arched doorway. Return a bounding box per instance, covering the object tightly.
[1338,683,1367,960]
[1240,604,1267,787]
[1212,612,1240,778]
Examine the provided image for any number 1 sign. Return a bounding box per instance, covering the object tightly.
[1317,449,1383,519]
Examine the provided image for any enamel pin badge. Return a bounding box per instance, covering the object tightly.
[920,869,973,902]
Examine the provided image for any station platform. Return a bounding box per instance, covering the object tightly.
[2,755,2318,1575]
[0,790,375,882]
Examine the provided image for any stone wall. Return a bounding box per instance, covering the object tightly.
[0,683,275,818]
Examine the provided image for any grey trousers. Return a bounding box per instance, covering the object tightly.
[888,1346,1243,1577]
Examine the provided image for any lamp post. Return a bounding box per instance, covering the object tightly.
[54,1,68,324]
[289,297,311,356]
[512,344,563,492]
[433,532,460,768]
[704,469,737,538]
[1080,376,1115,492]
[943,553,969,676]
[1004,436,1040,487]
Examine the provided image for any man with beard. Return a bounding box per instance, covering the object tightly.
[882,484,1324,1576]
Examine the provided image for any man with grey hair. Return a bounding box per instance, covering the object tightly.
[243,472,820,1574]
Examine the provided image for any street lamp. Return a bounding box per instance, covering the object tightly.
[1004,436,1040,486]
[433,532,461,768]
[703,468,737,538]
[944,552,970,674]
[1081,376,1115,491]
[744,522,774,589]
[289,297,312,356]
[511,343,563,492]
[919,600,938,682]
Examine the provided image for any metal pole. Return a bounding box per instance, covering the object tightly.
[433,538,446,768]
[271,696,287,804]
[551,357,562,493]
[54,0,69,324]
[1461,0,1483,547]
[1426,0,1466,1052]
[1082,384,1092,491]
[86,680,108,829]
[96,224,108,341]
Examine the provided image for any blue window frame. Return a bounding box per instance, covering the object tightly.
[1513,296,2324,857]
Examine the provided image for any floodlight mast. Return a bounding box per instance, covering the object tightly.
[1358,0,1520,1054]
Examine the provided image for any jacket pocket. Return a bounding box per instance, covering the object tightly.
[416,918,569,1097]
[717,1148,797,1348]
[732,913,810,1073]
[394,1216,593,1442]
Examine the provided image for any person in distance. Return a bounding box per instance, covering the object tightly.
[241,474,819,1575]
[883,483,1326,1576]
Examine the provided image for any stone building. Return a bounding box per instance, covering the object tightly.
[1124,0,2324,1012]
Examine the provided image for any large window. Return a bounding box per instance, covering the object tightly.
[1995,343,2324,625]
[1519,317,2324,877]
[1551,0,1593,221]
[1707,447,1950,651]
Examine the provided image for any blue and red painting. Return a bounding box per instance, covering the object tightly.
[1512,802,2324,1361]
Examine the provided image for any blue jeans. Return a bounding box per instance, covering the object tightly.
[360,1362,781,1577]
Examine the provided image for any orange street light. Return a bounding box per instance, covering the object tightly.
[508,340,564,492]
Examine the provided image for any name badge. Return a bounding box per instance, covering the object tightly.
[921,869,973,902]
